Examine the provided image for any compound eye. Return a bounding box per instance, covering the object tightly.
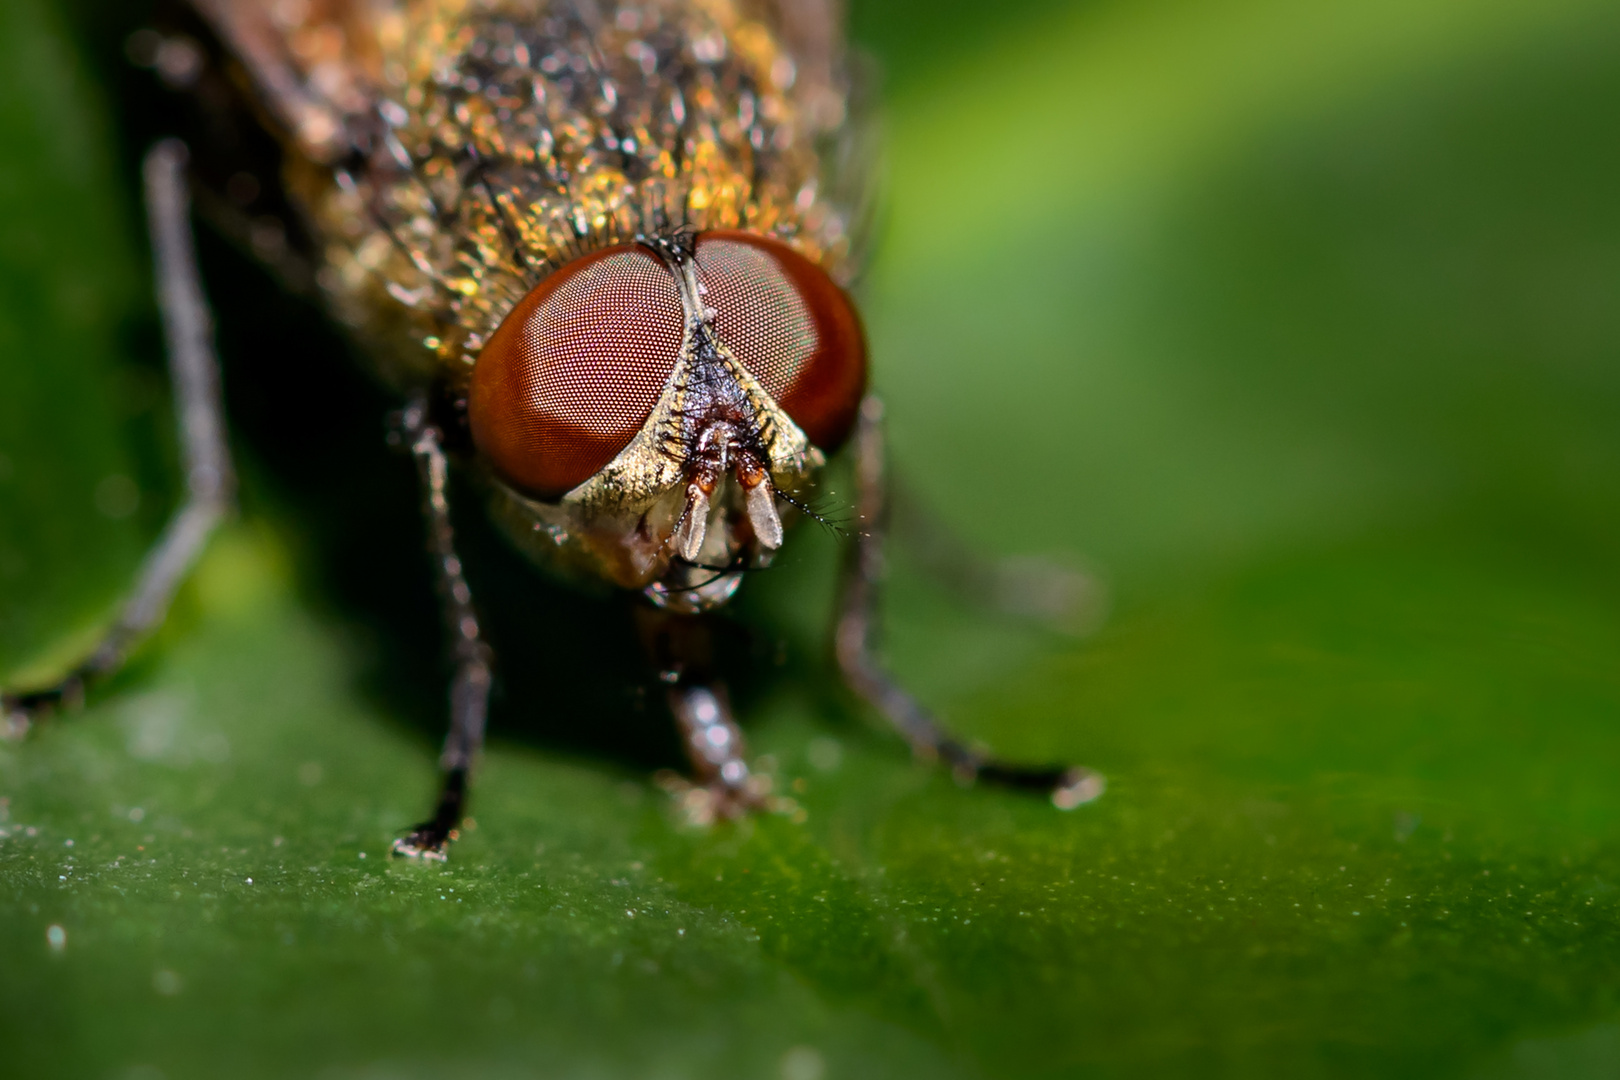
[694,231,867,451]
[470,244,683,499]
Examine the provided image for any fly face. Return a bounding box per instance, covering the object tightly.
[470,229,865,610]
[2,0,1100,859]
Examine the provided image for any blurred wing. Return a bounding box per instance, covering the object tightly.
[187,0,398,162]
[751,0,883,277]
[752,0,845,129]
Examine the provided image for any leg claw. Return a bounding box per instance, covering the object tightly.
[1051,766,1107,810]
[655,770,799,827]
[390,825,457,861]
[1,699,31,743]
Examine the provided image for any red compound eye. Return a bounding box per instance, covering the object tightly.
[694,231,867,451]
[470,244,683,499]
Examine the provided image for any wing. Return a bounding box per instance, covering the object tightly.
[753,0,846,129]
[752,0,882,277]
[186,0,397,163]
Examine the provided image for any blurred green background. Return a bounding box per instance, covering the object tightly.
[5,0,1620,1075]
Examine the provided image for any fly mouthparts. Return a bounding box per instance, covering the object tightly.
[674,482,711,562]
[745,474,783,550]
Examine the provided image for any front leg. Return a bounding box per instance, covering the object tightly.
[834,396,1105,809]
[636,608,771,825]
[390,400,493,860]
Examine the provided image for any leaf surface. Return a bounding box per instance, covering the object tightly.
[6,0,1620,1076]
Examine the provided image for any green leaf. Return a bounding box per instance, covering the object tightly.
[7,0,1620,1076]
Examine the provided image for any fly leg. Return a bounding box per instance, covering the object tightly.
[833,396,1106,809]
[891,485,1108,635]
[636,609,770,825]
[2,141,233,738]
[390,399,493,860]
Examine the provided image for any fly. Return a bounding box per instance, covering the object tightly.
[2,0,1103,860]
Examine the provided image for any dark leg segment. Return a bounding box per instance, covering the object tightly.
[2,140,234,738]
[390,400,494,860]
[833,396,1105,809]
